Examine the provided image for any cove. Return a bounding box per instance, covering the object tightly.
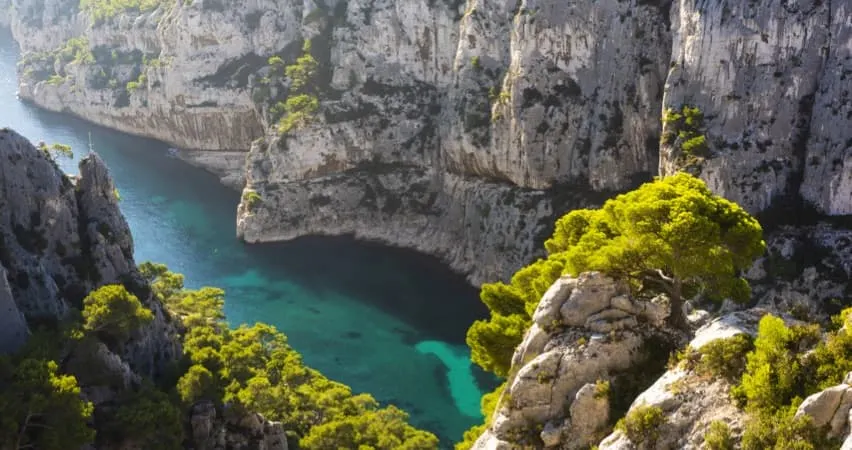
[0,30,496,445]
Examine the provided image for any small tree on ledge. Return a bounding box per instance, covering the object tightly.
[83,284,154,342]
[467,172,766,378]
[545,172,766,328]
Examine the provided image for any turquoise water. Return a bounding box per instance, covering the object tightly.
[0,31,495,445]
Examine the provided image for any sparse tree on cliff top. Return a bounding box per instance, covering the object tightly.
[467,172,765,377]
[546,172,765,328]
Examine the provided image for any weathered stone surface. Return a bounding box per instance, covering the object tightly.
[9,0,852,284]
[748,224,852,323]
[568,383,610,448]
[797,385,848,428]
[560,272,625,326]
[478,273,672,448]
[0,127,179,374]
[0,263,28,353]
[190,401,289,450]
[533,276,579,328]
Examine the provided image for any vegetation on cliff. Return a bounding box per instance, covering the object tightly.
[457,173,766,449]
[0,264,436,449]
[144,262,440,449]
[466,172,766,379]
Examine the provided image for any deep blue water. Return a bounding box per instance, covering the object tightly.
[0,30,494,445]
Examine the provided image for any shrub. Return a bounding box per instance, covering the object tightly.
[0,357,94,449]
[695,334,754,382]
[594,379,611,399]
[615,404,666,446]
[82,284,154,341]
[704,420,734,450]
[47,74,65,85]
[741,406,834,450]
[106,386,183,449]
[277,94,319,133]
[242,190,262,211]
[733,316,818,412]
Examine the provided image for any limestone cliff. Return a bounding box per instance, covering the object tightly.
[0,128,286,450]
[8,0,851,283]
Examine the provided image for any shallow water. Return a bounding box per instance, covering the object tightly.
[0,30,496,445]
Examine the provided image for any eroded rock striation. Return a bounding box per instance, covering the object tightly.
[7,0,850,282]
[472,272,673,449]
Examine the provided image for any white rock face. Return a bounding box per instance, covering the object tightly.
[661,0,850,215]
[795,373,852,446]
[597,312,759,450]
[473,273,673,449]
[8,0,852,282]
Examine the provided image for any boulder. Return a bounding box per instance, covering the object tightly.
[568,383,610,448]
[561,272,623,327]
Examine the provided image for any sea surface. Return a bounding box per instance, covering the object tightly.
[0,29,496,445]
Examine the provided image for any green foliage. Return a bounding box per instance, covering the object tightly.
[0,357,94,449]
[37,142,74,159]
[703,420,734,450]
[106,385,184,449]
[662,105,710,168]
[804,311,852,393]
[741,405,836,450]
[300,404,438,450]
[733,316,819,412]
[546,173,764,322]
[594,379,611,399]
[127,72,147,92]
[277,94,319,133]
[467,173,765,379]
[694,334,754,382]
[470,56,481,70]
[727,313,848,449]
[80,0,166,22]
[113,187,122,201]
[139,261,185,300]
[138,263,438,449]
[274,40,320,135]
[242,189,263,211]
[285,40,318,92]
[82,284,154,341]
[47,74,66,85]
[57,37,94,65]
[177,364,216,404]
[615,404,666,446]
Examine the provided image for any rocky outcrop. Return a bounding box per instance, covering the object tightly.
[748,223,852,322]
[596,311,761,450]
[796,378,852,442]
[472,272,673,449]
[190,401,288,450]
[0,127,179,373]
[9,0,850,283]
[0,127,287,448]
